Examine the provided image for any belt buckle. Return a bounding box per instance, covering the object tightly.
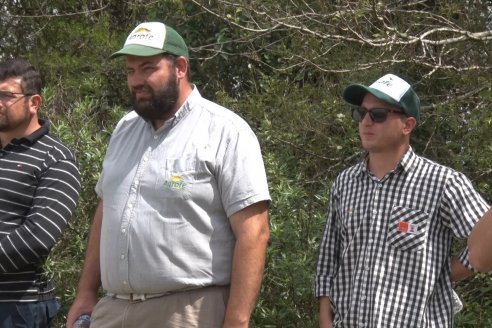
[130,293,146,301]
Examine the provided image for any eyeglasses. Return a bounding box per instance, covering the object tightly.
[0,90,33,103]
[352,106,407,123]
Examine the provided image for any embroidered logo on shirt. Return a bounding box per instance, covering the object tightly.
[163,175,187,191]
[398,221,418,234]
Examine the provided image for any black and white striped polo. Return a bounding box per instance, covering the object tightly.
[0,120,81,302]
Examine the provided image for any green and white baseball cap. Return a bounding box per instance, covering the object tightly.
[111,22,189,59]
[343,74,421,122]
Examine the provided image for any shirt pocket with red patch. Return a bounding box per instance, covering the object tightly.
[387,205,429,252]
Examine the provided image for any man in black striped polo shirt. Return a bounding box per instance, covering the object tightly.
[0,58,81,327]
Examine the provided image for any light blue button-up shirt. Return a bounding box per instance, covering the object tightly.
[96,87,270,294]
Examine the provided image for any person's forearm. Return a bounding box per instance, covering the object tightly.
[223,202,269,328]
[450,256,474,282]
[0,160,80,272]
[468,207,492,272]
[66,201,103,327]
[319,297,334,328]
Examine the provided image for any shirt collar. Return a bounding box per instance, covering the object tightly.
[399,146,417,172]
[6,119,50,147]
[353,146,417,178]
[171,85,200,128]
[152,85,200,134]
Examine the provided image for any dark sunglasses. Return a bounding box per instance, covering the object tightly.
[352,106,407,123]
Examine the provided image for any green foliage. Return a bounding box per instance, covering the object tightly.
[455,275,492,327]
[254,156,329,327]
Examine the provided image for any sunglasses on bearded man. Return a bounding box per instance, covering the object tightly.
[351,106,407,123]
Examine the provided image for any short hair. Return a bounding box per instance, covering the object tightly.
[0,58,42,95]
[161,54,191,81]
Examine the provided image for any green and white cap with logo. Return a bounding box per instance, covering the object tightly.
[343,73,421,122]
[111,22,189,59]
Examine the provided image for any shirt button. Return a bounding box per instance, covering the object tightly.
[121,255,125,260]
[121,228,126,233]
[123,281,127,285]
[154,135,158,139]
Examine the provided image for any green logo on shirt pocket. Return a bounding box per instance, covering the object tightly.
[163,175,187,190]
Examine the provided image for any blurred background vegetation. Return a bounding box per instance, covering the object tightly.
[1,0,491,327]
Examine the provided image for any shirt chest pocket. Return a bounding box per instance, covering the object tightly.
[387,206,429,252]
[156,158,196,200]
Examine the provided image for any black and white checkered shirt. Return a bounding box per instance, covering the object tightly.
[316,148,488,327]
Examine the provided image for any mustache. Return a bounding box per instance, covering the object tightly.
[131,86,153,95]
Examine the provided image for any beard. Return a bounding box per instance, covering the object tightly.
[0,99,30,132]
[130,70,179,121]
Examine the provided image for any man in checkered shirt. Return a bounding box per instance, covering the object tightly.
[315,73,489,327]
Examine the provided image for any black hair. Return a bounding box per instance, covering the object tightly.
[0,58,42,94]
[161,53,191,81]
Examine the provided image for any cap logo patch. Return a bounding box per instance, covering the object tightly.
[370,73,410,102]
[124,22,166,49]
[376,75,394,88]
[128,32,154,42]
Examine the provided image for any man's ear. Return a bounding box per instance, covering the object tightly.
[28,94,42,115]
[175,56,188,80]
[403,116,417,135]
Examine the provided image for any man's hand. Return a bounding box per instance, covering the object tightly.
[66,291,99,327]
[319,297,334,328]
